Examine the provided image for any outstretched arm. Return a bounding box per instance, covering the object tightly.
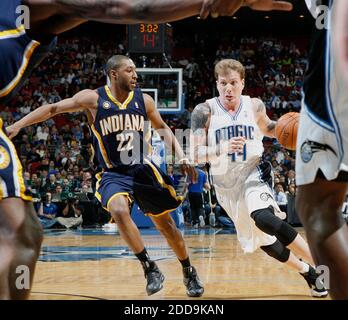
[6,89,98,138]
[25,0,293,24]
[144,94,197,181]
[251,98,276,138]
[145,94,186,161]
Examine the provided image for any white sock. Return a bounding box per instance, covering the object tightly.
[299,261,310,274]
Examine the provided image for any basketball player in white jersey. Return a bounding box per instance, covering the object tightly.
[295,0,348,299]
[190,59,328,297]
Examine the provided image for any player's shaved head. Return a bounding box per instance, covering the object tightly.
[106,55,130,75]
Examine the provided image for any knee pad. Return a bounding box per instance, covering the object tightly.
[261,240,290,263]
[251,206,298,246]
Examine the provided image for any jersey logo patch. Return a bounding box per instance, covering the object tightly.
[260,192,273,201]
[103,101,111,109]
[300,140,337,163]
[0,146,10,170]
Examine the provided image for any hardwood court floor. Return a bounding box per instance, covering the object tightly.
[29,227,329,300]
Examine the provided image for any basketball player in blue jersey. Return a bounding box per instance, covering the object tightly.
[190,59,328,297]
[0,0,293,300]
[7,55,205,297]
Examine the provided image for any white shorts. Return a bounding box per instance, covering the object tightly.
[296,4,348,186]
[296,102,348,186]
[214,166,285,253]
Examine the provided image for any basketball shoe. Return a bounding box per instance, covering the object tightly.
[300,265,328,298]
[143,262,165,296]
[183,266,204,297]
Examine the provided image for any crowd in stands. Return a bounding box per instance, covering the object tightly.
[0,33,309,228]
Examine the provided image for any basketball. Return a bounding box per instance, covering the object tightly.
[275,112,300,150]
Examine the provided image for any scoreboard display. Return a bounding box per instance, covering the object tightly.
[128,24,171,53]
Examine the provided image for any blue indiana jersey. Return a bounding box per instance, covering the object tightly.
[90,86,152,169]
[0,0,57,103]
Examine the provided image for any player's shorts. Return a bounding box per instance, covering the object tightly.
[0,118,32,201]
[0,0,57,104]
[213,161,285,253]
[296,8,348,186]
[95,159,183,216]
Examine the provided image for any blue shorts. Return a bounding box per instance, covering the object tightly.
[95,161,183,216]
[0,118,32,201]
[95,171,134,210]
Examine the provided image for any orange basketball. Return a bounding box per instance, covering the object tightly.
[275,112,300,151]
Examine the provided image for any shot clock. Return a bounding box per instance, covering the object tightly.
[127,24,172,53]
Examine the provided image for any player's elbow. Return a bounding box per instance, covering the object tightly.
[49,105,58,116]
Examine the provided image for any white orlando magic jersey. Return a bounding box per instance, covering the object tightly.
[206,95,264,187]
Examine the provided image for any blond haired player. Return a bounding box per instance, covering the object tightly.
[190,59,327,297]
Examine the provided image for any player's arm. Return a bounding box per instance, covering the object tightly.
[144,94,197,181]
[6,90,98,139]
[251,97,276,138]
[25,0,292,23]
[243,0,293,12]
[191,102,245,164]
[191,102,211,164]
[144,94,186,161]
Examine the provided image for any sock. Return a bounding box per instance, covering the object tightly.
[299,261,310,274]
[135,248,154,270]
[179,257,191,269]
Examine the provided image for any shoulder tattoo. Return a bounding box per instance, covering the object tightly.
[191,102,211,133]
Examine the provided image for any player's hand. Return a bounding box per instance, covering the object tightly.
[244,0,293,11]
[200,0,293,19]
[5,124,20,139]
[200,0,244,19]
[220,137,246,154]
[179,159,198,184]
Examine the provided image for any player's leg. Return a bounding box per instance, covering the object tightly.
[108,195,144,253]
[296,176,348,299]
[251,205,314,263]
[251,205,328,297]
[259,239,327,297]
[107,194,164,296]
[150,213,187,260]
[287,234,314,266]
[150,213,204,297]
[0,198,43,300]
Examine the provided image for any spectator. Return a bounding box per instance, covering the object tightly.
[56,198,83,229]
[286,185,300,226]
[51,185,66,202]
[274,183,288,214]
[45,174,58,193]
[167,165,180,189]
[187,167,210,228]
[37,192,59,229]
[78,184,94,201]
